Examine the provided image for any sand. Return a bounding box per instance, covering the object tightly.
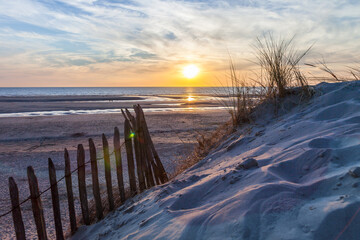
[73,81,360,240]
[0,108,228,239]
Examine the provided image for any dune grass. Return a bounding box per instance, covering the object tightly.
[216,34,313,129]
[349,66,360,80]
[213,58,263,127]
[253,34,312,98]
[306,60,360,82]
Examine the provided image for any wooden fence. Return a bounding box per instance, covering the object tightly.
[2,104,168,240]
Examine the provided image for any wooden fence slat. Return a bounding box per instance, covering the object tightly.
[114,127,126,203]
[126,107,151,191]
[151,161,161,185]
[138,105,168,183]
[133,128,146,192]
[143,138,160,186]
[48,158,64,240]
[131,111,146,192]
[138,104,168,182]
[137,105,161,185]
[125,108,136,129]
[102,134,115,211]
[8,177,26,240]
[77,144,90,225]
[143,149,155,188]
[121,109,130,125]
[27,166,48,240]
[134,105,155,188]
[124,119,137,195]
[133,106,149,190]
[89,138,103,221]
[64,148,77,234]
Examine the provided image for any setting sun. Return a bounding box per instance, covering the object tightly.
[182,65,199,79]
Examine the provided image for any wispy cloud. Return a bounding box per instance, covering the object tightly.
[0,0,359,86]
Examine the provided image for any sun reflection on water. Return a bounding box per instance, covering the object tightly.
[187,96,195,102]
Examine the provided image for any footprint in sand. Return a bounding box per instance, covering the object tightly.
[314,102,358,121]
[308,137,360,149]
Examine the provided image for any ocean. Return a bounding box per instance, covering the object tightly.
[0,87,230,117]
[0,87,226,97]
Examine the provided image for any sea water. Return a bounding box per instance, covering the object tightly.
[0,87,232,117]
[0,87,227,97]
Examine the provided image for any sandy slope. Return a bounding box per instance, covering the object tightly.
[73,81,360,240]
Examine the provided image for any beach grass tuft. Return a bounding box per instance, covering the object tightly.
[253,34,312,98]
[213,58,260,127]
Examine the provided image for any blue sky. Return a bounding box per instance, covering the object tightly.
[0,0,359,86]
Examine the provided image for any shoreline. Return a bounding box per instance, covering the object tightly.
[0,106,227,118]
[0,94,226,114]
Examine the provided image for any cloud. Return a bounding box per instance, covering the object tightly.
[0,0,359,86]
[130,49,158,59]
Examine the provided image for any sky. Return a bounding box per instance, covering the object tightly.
[0,0,359,87]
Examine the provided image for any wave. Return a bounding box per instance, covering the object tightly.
[0,106,227,118]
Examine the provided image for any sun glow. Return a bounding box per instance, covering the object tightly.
[182,65,199,79]
[187,96,195,102]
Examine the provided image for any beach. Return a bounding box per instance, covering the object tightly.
[0,93,228,239]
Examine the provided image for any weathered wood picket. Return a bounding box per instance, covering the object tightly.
[4,105,168,240]
[48,158,64,240]
[8,177,25,240]
[64,148,77,235]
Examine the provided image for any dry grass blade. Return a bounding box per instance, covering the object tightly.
[305,60,342,82]
[348,66,360,80]
[254,34,312,98]
[213,57,260,127]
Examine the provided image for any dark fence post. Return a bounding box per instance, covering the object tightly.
[138,105,168,183]
[48,158,64,240]
[125,108,136,129]
[8,177,26,240]
[89,138,103,221]
[124,119,137,195]
[114,127,126,203]
[102,134,115,211]
[64,148,77,234]
[27,166,48,240]
[77,144,90,225]
[135,105,155,188]
[125,108,146,192]
[137,105,160,184]
[130,108,146,191]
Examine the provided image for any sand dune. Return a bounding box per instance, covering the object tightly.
[73,81,360,240]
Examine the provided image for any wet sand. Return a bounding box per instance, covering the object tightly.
[0,109,228,239]
[0,94,224,115]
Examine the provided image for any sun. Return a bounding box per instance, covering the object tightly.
[182,65,199,79]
